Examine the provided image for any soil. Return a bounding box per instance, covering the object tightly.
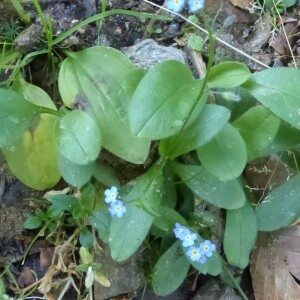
[0,0,300,299]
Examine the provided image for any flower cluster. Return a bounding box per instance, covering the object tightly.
[104,186,126,218]
[173,223,216,264]
[165,0,205,13]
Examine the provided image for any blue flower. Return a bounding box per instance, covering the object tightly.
[165,0,185,13]
[182,231,197,247]
[197,254,207,264]
[173,223,189,240]
[109,200,126,218]
[187,246,203,261]
[199,240,216,257]
[104,186,118,203]
[188,0,205,12]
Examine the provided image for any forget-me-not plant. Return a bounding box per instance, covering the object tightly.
[165,0,186,13]
[173,224,216,263]
[104,186,118,203]
[187,0,205,12]
[165,0,205,13]
[104,186,126,218]
[173,222,189,239]
[199,240,216,257]
[109,200,127,218]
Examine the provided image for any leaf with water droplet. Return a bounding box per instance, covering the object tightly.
[59,47,150,164]
[0,89,46,147]
[3,114,61,190]
[224,201,257,269]
[233,106,280,161]
[56,110,101,165]
[244,67,300,129]
[170,162,246,209]
[197,123,247,180]
[256,173,300,231]
[152,240,190,296]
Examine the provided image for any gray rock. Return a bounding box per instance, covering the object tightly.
[191,278,242,300]
[94,242,145,300]
[121,39,188,69]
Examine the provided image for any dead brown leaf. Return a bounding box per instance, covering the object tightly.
[17,266,37,287]
[40,247,55,271]
[251,226,300,300]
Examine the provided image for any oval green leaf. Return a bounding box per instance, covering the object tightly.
[244,67,300,129]
[152,240,190,296]
[59,47,150,164]
[159,104,230,158]
[233,106,280,161]
[0,89,45,147]
[109,203,154,261]
[197,123,247,180]
[170,162,246,209]
[224,201,257,269]
[59,154,95,187]
[129,60,205,139]
[207,62,251,88]
[3,114,61,190]
[57,110,101,165]
[255,173,300,231]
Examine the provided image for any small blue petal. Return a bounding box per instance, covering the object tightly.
[173,223,190,240]
[188,0,205,12]
[109,200,126,218]
[187,246,202,261]
[199,240,216,257]
[197,255,207,264]
[182,232,197,247]
[104,186,118,203]
[165,0,185,13]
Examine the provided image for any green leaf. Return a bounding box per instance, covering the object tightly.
[197,123,247,180]
[207,62,251,88]
[255,173,300,231]
[224,201,257,269]
[48,195,79,217]
[3,114,61,190]
[152,206,187,237]
[59,47,150,164]
[59,154,95,187]
[215,86,257,121]
[109,203,154,261]
[57,110,101,165]
[233,106,280,161]
[0,89,45,147]
[80,183,96,214]
[79,227,94,249]
[266,121,300,154]
[188,251,222,276]
[123,160,165,216]
[90,210,111,243]
[129,60,205,139]
[152,240,190,296]
[24,216,42,229]
[12,73,57,110]
[244,68,300,129]
[159,104,230,158]
[187,34,204,51]
[170,162,245,209]
[93,161,120,187]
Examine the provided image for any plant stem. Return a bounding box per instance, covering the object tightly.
[10,0,31,25]
[51,9,171,46]
[222,260,249,300]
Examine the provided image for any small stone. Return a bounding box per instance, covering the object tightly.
[121,39,188,69]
